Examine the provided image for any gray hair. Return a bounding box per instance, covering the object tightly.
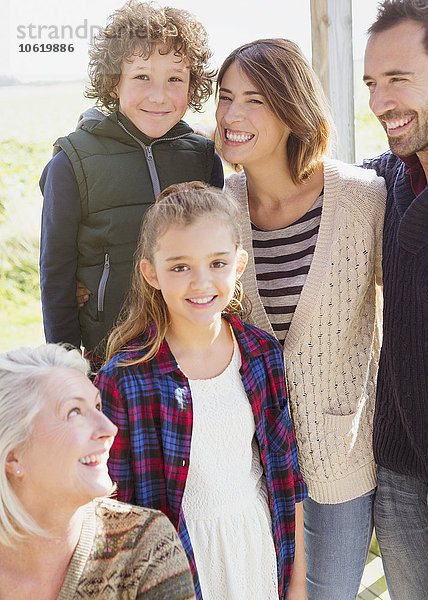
[0,344,88,546]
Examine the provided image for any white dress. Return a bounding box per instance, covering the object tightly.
[181,337,279,600]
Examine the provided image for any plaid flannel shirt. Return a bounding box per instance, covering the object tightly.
[95,314,307,599]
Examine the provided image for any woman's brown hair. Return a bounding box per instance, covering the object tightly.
[105,182,247,365]
[217,38,332,184]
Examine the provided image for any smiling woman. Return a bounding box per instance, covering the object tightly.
[0,344,196,600]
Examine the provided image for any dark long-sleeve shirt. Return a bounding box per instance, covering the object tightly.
[363,151,428,482]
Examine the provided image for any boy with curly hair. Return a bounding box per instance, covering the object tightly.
[40,1,222,365]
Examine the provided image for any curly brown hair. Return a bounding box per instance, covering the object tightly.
[85,1,215,113]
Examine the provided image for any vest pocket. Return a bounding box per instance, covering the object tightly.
[97,252,110,320]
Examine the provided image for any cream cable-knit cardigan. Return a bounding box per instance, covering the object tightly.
[226,159,386,504]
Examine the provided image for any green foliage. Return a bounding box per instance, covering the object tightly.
[0,139,49,218]
[0,137,49,350]
[0,80,94,350]
[0,240,43,351]
[0,238,39,298]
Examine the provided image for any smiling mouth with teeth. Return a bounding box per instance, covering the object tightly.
[384,115,415,133]
[225,128,254,143]
[187,296,216,305]
[79,452,107,465]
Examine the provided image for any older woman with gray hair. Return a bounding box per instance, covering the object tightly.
[0,344,195,600]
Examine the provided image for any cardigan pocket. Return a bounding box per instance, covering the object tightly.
[322,405,365,473]
[323,411,359,436]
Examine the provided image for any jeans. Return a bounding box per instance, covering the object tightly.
[374,467,428,600]
[303,490,375,600]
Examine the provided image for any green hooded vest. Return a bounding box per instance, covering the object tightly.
[55,111,215,356]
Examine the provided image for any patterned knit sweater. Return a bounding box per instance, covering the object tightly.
[226,158,386,504]
[57,498,196,600]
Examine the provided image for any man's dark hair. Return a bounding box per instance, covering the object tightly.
[368,0,428,51]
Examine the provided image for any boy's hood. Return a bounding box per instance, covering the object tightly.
[52,108,106,155]
[77,107,106,128]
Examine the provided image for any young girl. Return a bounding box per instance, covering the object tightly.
[95,182,307,600]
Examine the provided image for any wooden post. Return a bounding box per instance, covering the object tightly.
[310,0,355,163]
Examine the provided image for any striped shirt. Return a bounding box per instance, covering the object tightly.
[252,195,323,344]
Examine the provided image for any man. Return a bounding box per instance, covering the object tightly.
[363,1,428,598]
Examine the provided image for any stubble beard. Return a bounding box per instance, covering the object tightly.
[383,108,428,157]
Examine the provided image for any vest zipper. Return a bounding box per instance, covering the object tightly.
[143,145,161,197]
[97,252,110,313]
[117,121,191,199]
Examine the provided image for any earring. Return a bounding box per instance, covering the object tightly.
[16,469,21,475]
[225,279,244,314]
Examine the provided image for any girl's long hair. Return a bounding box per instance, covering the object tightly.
[105,182,246,365]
